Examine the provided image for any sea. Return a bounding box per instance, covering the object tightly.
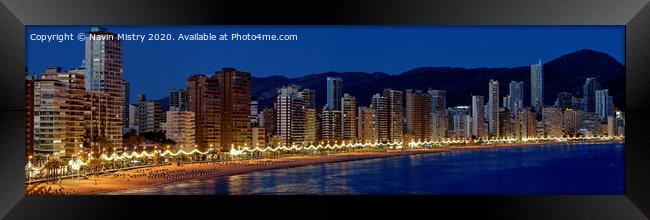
[107,142,624,195]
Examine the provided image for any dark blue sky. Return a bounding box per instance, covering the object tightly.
[26,26,624,101]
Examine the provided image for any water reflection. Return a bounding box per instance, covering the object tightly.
[110,143,624,195]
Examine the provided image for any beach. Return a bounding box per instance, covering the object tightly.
[26,142,620,195]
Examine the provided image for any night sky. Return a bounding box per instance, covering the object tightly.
[26,26,624,101]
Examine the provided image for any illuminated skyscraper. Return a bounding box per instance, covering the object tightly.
[187,74,220,151]
[428,89,447,141]
[447,106,470,139]
[275,86,305,145]
[35,67,87,159]
[488,79,500,137]
[530,60,544,114]
[218,68,252,149]
[595,89,614,122]
[580,112,602,136]
[357,107,376,142]
[563,109,582,136]
[471,95,486,138]
[383,89,404,142]
[321,107,342,142]
[508,81,524,114]
[326,77,342,110]
[303,107,317,143]
[406,90,430,141]
[371,94,389,142]
[84,27,124,150]
[341,94,357,141]
[583,77,601,112]
[542,107,563,137]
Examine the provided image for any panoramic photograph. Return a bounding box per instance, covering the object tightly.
[24,26,624,195]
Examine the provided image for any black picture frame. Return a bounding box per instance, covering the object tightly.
[1,0,649,219]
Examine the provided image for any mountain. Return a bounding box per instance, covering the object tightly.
[250,49,625,110]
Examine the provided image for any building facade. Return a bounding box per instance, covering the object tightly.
[383,89,404,142]
[488,79,500,137]
[530,60,544,114]
[406,89,430,141]
[326,77,342,110]
[164,107,196,149]
[84,27,124,150]
[341,94,357,141]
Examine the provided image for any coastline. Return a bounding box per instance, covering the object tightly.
[27,141,623,195]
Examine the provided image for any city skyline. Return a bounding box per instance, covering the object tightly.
[27,26,624,101]
[24,26,625,196]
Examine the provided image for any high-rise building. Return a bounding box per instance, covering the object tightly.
[250,100,259,127]
[164,107,196,149]
[607,116,617,137]
[83,91,109,154]
[498,108,511,138]
[217,68,252,149]
[251,127,266,148]
[34,79,67,159]
[580,112,602,136]
[371,94,389,142]
[135,94,163,133]
[34,67,87,159]
[304,107,317,144]
[406,90,430,141]
[169,88,188,111]
[488,79,500,137]
[513,107,537,138]
[187,74,220,151]
[503,95,512,111]
[84,27,124,150]
[275,86,305,145]
[428,89,447,141]
[357,107,376,142]
[25,72,35,159]
[595,89,614,122]
[341,94,357,141]
[563,109,582,136]
[326,77,343,110]
[616,111,625,136]
[122,80,130,133]
[508,81,524,113]
[582,77,601,113]
[530,60,544,114]
[261,108,276,143]
[471,95,486,138]
[321,107,342,142]
[299,88,316,109]
[542,107,563,137]
[128,104,137,132]
[447,106,470,139]
[186,68,252,151]
[383,89,404,142]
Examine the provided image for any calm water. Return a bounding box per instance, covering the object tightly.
[108,143,624,195]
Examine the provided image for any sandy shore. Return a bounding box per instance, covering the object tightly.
[27,148,453,195]
[27,141,621,195]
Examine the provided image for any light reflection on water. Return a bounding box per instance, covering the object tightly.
[107,143,624,195]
